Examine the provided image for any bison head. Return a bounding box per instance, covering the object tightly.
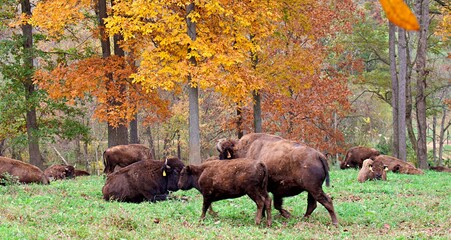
[162,157,185,191]
[358,159,388,183]
[177,166,195,191]
[216,138,237,160]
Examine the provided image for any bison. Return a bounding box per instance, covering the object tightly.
[0,156,49,185]
[44,164,75,181]
[357,159,388,183]
[102,157,185,203]
[340,146,380,169]
[430,166,451,173]
[74,169,91,177]
[178,159,272,227]
[103,144,153,174]
[217,133,338,226]
[374,155,424,175]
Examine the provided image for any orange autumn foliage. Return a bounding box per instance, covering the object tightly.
[34,56,170,127]
[379,0,420,31]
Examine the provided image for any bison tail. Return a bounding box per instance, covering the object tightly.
[319,154,330,187]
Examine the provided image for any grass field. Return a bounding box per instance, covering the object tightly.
[0,168,450,239]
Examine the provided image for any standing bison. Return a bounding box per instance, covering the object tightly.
[357,159,388,183]
[178,159,272,227]
[103,144,153,174]
[340,146,380,169]
[102,157,185,203]
[217,133,338,226]
[44,164,75,181]
[374,155,424,175]
[0,156,49,185]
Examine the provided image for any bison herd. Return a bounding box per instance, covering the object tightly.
[1,133,449,228]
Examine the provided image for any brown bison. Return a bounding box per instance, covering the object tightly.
[0,156,49,185]
[217,133,338,226]
[103,144,153,174]
[44,164,75,181]
[340,146,380,169]
[178,159,272,227]
[357,159,388,183]
[74,169,91,177]
[374,155,424,175]
[430,166,451,173]
[102,157,184,203]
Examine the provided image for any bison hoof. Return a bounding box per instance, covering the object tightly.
[280,210,291,218]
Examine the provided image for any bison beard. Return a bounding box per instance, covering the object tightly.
[102,157,184,203]
[178,159,272,227]
[217,133,338,226]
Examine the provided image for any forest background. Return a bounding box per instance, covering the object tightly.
[0,0,449,173]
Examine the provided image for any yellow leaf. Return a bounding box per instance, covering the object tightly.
[379,0,420,31]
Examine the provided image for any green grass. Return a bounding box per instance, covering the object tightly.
[1,169,450,239]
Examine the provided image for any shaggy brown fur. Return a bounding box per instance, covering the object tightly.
[374,155,424,175]
[0,156,49,184]
[357,159,388,183]
[102,157,184,203]
[44,164,75,181]
[429,166,451,173]
[340,146,380,169]
[217,133,337,226]
[103,144,153,174]
[178,159,272,227]
[74,169,90,176]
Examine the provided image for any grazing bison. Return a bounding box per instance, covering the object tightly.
[44,164,75,181]
[357,159,388,183]
[340,146,380,169]
[374,155,424,175]
[103,144,153,174]
[0,156,49,185]
[217,133,338,226]
[178,159,272,227]
[74,169,90,177]
[102,157,184,203]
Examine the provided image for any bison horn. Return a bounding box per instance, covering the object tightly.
[369,165,373,172]
[216,138,225,152]
[164,158,171,168]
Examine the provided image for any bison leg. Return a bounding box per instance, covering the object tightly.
[273,195,291,218]
[247,193,265,226]
[303,192,318,219]
[312,190,338,226]
[201,198,212,221]
[208,205,218,217]
[264,195,272,227]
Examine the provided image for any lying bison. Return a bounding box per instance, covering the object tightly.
[217,133,338,226]
[178,159,272,227]
[0,156,49,185]
[44,164,75,181]
[74,169,90,177]
[340,146,380,169]
[374,155,424,175]
[429,166,451,173]
[103,144,153,174]
[357,159,388,183]
[102,157,184,203]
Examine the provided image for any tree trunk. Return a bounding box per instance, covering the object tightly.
[21,0,43,169]
[187,3,201,164]
[146,126,156,159]
[129,117,139,144]
[389,22,399,158]
[397,28,407,161]
[236,104,243,139]
[415,0,429,169]
[253,91,262,133]
[432,115,437,165]
[438,106,449,166]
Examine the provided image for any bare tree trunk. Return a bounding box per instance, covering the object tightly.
[438,106,449,166]
[145,126,156,159]
[389,22,399,158]
[398,28,407,161]
[415,0,429,169]
[130,116,139,143]
[236,104,243,138]
[21,0,44,169]
[253,91,262,133]
[432,115,437,165]
[187,2,201,164]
